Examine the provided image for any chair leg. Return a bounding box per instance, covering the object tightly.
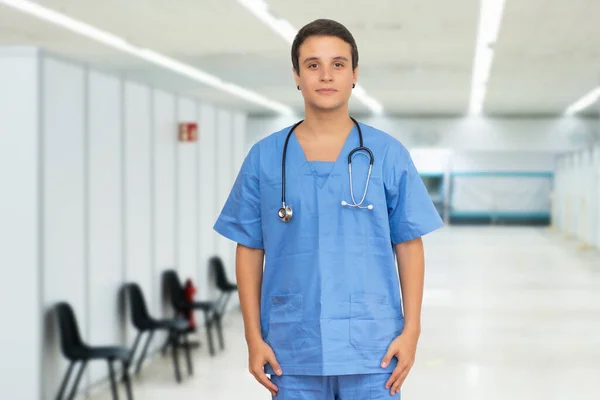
[135,330,154,375]
[224,291,232,314]
[66,360,87,400]
[127,332,142,367]
[216,292,231,317]
[160,332,172,356]
[216,292,226,315]
[170,331,182,383]
[204,311,215,356]
[56,361,75,400]
[215,313,225,350]
[108,359,119,400]
[121,360,134,400]
[182,333,193,375]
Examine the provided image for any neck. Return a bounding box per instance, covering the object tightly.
[300,105,354,139]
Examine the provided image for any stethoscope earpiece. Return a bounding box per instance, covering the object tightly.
[341,200,373,210]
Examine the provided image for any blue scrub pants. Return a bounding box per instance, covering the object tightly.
[271,373,400,399]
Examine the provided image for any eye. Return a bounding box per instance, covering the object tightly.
[308,63,318,69]
[334,62,344,68]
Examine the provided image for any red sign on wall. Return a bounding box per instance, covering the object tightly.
[179,122,198,142]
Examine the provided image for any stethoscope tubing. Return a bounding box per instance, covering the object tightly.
[280,117,373,220]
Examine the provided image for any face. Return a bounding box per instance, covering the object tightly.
[294,35,358,112]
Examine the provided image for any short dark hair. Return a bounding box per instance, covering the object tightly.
[291,19,359,74]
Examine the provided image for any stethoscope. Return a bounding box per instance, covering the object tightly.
[278,117,374,222]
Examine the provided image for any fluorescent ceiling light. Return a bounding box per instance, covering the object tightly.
[468,0,506,115]
[564,86,600,115]
[237,0,384,115]
[0,0,294,115]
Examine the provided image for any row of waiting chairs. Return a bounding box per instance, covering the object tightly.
[53,257,238,400]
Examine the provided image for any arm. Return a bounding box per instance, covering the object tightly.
[236,243,282,396]
[382,236,426,395]
[212,145,281,395]
[395,236,424,337]
[381,144,443,395]
[235,243,265,345]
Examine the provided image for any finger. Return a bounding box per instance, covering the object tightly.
[390,367,411,395]
[386,357,413,389]
[380,348,397,368]
[253,370,279,396]
[267,353,283,376]
[385,365,404,389]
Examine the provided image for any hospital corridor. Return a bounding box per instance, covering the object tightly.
[89,227,600,400]
[1,1,600,400]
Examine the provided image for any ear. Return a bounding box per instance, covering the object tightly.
[293,66,300,84]
[353,64,359,85]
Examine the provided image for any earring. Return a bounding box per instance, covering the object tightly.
[352,83,356,88]
[297,85,300,90]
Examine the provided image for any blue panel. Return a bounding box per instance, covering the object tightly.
[451,171,554,178]
[419,172,445,178]
[449,211,551,219]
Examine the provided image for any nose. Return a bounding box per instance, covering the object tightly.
[319,65,333,82]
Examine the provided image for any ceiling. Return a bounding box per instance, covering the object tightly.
[0,0,599,117]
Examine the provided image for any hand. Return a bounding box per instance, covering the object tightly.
[380,329,420,395]
[248,339,282,397]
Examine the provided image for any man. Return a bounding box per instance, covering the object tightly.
[214,18,443,399]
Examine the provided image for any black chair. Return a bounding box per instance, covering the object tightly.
[125,283,193,383]
[162,269,224,356]
[54,302,133,400]
[209,256,238,319]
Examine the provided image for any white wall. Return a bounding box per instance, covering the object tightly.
[595,147,600,249]
[41,55,88,395]
[86,69,124,384]
[0,48,246,400]
[123,80,153,349]
[177,97,199,284]
[197,103,218,302]
[215,110,233,274]
[554,144,600,250]
[152,89,177,322]
[450,151,556,172]
[0,47,41,400]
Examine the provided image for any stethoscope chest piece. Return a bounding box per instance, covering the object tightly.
[278,204,293,222]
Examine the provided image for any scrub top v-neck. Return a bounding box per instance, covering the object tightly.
[309,161,335,189]
[213,121,444,376]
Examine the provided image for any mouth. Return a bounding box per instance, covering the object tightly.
[316,88,337,94]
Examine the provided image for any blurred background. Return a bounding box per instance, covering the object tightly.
[1,0,599,399]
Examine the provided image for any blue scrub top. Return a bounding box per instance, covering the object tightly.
[213,121,444,376]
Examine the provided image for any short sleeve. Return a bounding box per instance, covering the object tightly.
[213,144,264,249]
[384,144,444,244]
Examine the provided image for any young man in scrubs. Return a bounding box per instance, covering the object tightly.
[214,19,444,399]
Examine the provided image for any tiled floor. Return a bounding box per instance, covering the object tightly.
[90,226,600,399]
